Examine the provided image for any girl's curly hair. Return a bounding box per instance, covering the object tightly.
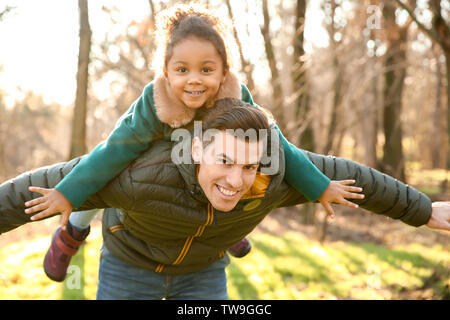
[152,3,234,73]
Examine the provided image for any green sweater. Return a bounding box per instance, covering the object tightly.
[56,82,330,209]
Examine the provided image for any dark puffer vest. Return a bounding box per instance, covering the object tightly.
[0,139,431,274]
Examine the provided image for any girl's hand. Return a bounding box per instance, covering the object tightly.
[25,187,74,229]
[318,180,364,219]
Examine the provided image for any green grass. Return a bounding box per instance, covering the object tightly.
[0,226,102,300]
[406,162,450,196]
[227,232,449,299]
[1,227,448,300]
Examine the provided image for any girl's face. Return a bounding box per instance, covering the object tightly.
[164,36,227,109]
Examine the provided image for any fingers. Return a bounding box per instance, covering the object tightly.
[344,186,363,193]
[60,211,71,230]
[25,196,46,209]
[25,202,49,214]
[29,208,56,221]
[439,221,450,231]
[28,186,51,195]
[338,198,359,209]
[321,201,335,219]
[337,180,357,185]
[344,191,365,200]
[334,180,364,197]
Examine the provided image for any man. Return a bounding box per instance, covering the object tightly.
[0,98,448,299]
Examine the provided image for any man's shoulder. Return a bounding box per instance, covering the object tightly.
[123,140,184,185]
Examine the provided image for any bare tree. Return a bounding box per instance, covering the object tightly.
[431,43,445,169]
[323,0,344,156]
[224,0,256,93]
[0,5,16,178]
[292,0,315,152]
[291,0,317,225]
[395,0,450,169]
[0,5,15,21]
[381,1,410,181]
[260,0,286,131]
[148,0,156,27]
[69,0,92,159]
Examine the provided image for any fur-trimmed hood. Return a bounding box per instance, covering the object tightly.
[152,70,242,128]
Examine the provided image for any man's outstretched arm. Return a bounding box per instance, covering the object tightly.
[0,157,108,235]
[279,151,435,228]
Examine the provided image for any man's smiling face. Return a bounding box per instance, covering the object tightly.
[192,130,263,212]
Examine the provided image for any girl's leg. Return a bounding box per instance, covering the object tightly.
[69,209,99,230]
[43,210,98,282]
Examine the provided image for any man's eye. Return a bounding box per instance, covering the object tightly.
[244,165,257,170]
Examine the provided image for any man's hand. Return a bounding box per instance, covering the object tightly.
[426,202,450,232]
[318,180,365,219]
[25,187,74,229]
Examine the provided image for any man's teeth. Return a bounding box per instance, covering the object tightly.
[218,185,237,196]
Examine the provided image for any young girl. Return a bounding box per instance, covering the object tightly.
[24,4,361,282]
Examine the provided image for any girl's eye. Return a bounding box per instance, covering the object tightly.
[177,67,187,73]
[218,157,232,165]
[202,67,212,73]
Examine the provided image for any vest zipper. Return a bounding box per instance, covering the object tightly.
[171,202,214,265]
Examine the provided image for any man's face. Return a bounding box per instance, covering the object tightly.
[192,130,262,212]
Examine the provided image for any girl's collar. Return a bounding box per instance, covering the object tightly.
[152,70,242,128]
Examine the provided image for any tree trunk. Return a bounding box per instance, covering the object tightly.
[323,0,343,156]
[292,0,314,152]
[431,45,444,168]
[292,0,317,225]
[69,0,92,159]
[148,0,156,26]
[0,108,6,179]
[360,16,379,168]
[430,0,450,170]
[225,0,255,93]
[445,51,450,169]
[366,58,379,168]
[395,0,450,169]
[260,0,286,131]
[381,2,407,181]
[324,54,342,155]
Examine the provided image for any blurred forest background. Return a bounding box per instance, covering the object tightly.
[0,0,449,300]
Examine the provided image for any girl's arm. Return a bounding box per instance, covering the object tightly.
[25,83,170,224]
[240,84,330,201]
[0,156,109,235]
[241,84,363,217]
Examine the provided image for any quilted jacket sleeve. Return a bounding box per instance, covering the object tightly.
[0,157,111,235]
[278,151,432,227]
